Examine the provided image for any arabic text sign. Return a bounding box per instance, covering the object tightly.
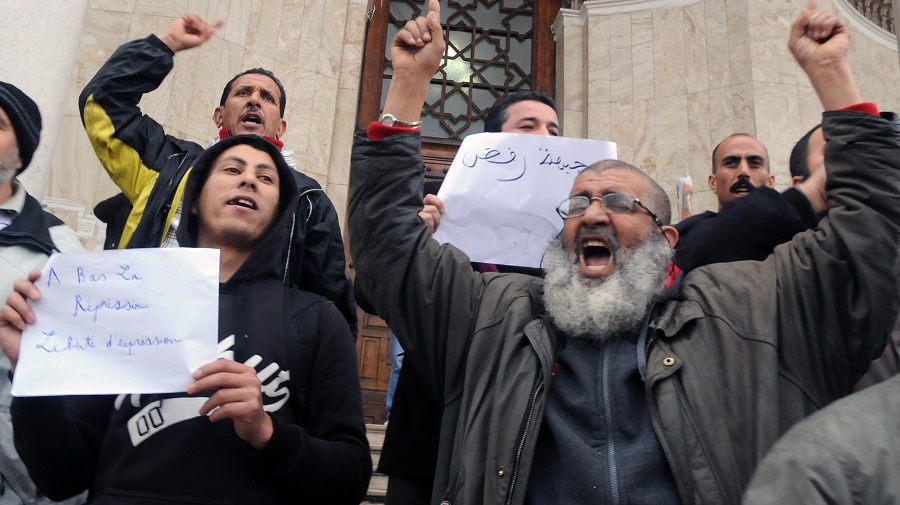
[12,248,219,396]
[433,133,617,267]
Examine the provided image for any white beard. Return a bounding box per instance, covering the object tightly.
[0,146,21,184]
[542,231,674,341]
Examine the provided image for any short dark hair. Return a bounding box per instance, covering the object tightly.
[710,133,770,174]
[789,125,821,182]
[579,160,672,226]
[220,68,286,116]
[484,91,557,133]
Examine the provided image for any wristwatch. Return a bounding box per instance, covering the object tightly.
[379,113,422,128]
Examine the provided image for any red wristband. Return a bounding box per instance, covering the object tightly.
[840,102,879,115]
[367,121,421,140]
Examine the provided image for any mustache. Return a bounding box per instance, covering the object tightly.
[573,226,620,261]
[729,178,756,193]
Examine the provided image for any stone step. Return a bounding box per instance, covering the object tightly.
[365,424,388,502]
[371,448,381,468]
[367,472,388,498]
[366,423,387,450]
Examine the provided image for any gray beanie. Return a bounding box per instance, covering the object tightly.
[0,81,42,174]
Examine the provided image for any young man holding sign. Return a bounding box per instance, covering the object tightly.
[0,135,370,504]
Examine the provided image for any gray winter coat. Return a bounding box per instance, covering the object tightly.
[742,374,900,505]
[348,110,900,505]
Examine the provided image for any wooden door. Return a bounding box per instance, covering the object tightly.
[355,307,391,424]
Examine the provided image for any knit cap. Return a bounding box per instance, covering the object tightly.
[0,81,42,174]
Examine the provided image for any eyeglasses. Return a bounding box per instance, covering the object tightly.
[556,193,664,230]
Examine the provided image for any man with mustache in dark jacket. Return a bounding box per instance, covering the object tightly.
[81,13,357,336]
[674,132,825,273]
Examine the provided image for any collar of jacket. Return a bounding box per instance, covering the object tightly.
[524,316,564,381]
[637,270,705,379]
[0,183,58,255]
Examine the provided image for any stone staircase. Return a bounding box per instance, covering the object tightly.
[362,423,387,504]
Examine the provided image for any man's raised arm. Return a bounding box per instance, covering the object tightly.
[349,1,494,395]
[775,0,900,398]
[380,0,444,126]
[789,0,863,210]
[78,14,221,209]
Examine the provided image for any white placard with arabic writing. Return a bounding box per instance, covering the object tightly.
[433,132,617,267]
[11,248,219,396]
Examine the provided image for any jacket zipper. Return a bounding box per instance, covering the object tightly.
[505,381,544,505]
[601,342,621,505]
[644,334,655,359]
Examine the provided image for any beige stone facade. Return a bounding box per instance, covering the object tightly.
[556,0,900,214]
[5,0,900,248]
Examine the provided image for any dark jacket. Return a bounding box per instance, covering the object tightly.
[12,135,371,505]
[742,373,900,505]
[348,111,900,505]
[79,34,357,334]
[674,186,818,273]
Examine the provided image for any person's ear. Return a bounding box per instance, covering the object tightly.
[766,174,776,188]
[707,173,717,192]
[212,107,224,128]
[662,225,679,248]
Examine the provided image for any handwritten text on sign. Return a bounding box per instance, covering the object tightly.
[11,248,219,396]
[433,133,617,268]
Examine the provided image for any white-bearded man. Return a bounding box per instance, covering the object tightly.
[347,1,900,504]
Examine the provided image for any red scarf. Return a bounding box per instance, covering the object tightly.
[218,126,284,151]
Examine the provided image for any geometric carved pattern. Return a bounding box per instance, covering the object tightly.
[848,0,895,34]
[384,0,536,139]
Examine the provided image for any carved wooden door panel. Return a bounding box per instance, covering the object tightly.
[355,309,391,424]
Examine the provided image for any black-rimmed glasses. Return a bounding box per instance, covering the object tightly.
[556,193,664,230]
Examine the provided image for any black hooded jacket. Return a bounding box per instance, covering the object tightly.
[11,135,371,505]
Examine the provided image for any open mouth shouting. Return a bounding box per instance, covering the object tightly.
[228,196,258,210]
[729,178,756,197]
[576,230,618,278]
[238,109,264,130]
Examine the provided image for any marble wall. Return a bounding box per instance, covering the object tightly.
[43,0,368,250]
[0,0,88,203]
[555,0,900,217]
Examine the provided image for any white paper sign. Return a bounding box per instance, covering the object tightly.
[433,133,617,267]
[11,248,220,396]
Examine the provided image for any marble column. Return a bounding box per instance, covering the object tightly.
[894,0,900,56]
[0,0,89,200]
[553,9,587,138]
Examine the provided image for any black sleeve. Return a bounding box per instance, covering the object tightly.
[11,395,114,501]
[289,185,358,338]
[79,35,201,186]
[674,187,816,273]
[251,302,371,504]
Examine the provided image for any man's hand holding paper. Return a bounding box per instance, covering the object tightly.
[1,248,219,396]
